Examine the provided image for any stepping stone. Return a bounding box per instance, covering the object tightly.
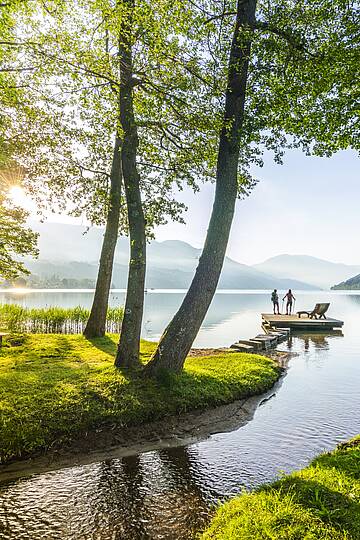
[230,342,256,352]
[269,333,285,342]
[252,335,277,350]
[273,328,291,336]
[237,339,263,351]
[271,330,289,339]
[254,334,277,343]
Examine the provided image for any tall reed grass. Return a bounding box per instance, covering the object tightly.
[0,304,124,334]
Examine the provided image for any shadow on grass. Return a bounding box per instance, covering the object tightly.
[312,441,360,481]
[85,335,117,356]
[267,471,360,538]
[0,339,281,462]
[84,336,156,364]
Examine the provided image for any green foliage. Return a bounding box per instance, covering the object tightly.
[0,304,124,333]
[1,0,358,214]
[0,0,221,229]
[0,334,279,462]
[0,188,38,280]
[246,0,360,157]
[0,1,39,281]
[201,436,360,540]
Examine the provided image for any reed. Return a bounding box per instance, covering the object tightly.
[0,304,124,334]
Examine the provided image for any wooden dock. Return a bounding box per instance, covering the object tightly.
[229,312,344,354]
[262,313,344,331]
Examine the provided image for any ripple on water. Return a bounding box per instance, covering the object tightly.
[1,293,360,539]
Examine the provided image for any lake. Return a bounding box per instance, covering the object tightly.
[0,289,359,539]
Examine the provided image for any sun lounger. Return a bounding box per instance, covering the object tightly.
[297,303,330,320]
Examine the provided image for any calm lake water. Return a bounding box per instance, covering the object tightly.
[1,290,360,539]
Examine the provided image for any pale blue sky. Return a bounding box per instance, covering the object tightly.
[155,149,359,265]
[19,148,358,266]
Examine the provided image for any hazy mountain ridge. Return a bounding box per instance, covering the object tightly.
[21,221,318,290]
[254,254,360,289]
[24,258,316,290]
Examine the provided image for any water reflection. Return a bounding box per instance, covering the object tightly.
[96,456,150,539]
[91,450,209,540]
[301,333,330,351]
[0,449,211,540]
[0,292,359,539]
[0,288,350,347]
[283,331,344,353]
[156,448,211,535]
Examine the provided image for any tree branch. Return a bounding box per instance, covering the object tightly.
[75,162,110,178]
[254,21,307,52]
[204,11,236,24]
[0,40,121,89]
[204,13,308,52]
[0,66,37,73]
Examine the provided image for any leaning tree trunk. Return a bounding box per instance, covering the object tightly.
[83,135,122,338]
[115,4,146,369]
[144,0,257,375]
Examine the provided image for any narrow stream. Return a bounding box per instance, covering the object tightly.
[0,291,359,539]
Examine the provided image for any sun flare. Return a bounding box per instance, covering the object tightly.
[9,185,27,207]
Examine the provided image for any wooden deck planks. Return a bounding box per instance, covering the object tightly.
[262,313,344,329]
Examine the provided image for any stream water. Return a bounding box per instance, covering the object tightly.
[0,290,359,539]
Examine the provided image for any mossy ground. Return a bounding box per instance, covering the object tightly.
[0,334,280,463]
[201,437,360,540]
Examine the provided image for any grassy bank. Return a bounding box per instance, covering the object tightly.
[201,437,360,540]
[0,334,280,464]
[0,304,124,334]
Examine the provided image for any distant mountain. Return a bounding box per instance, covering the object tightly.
[254,254,360,290]
[332,274,360,290]
[23,255,316,290]
[21,221,317,290]
[29,221,130,265]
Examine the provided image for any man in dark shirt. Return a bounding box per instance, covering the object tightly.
[271,289,280,314]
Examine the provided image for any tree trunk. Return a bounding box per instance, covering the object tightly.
[83,135,122,338]
[115,4,146,369]
[144,0,257,375]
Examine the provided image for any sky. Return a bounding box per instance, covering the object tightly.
[155,148,360,265]
[11,148,359,266]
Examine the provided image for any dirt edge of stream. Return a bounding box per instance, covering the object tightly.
[0,350,294,482]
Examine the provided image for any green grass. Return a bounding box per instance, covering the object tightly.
[0,303,124,334]
[201,437,360,540]
[0,333,280,463]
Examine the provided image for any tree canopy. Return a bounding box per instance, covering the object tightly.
[0,2,39,281]
[1,0,226,228]
[2,0,358,216]
[0,168,38,280]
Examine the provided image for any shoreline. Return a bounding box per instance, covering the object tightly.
[0,348,293,482]
[201,436,360,539]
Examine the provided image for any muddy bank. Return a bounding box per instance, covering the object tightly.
[0,350,293,482]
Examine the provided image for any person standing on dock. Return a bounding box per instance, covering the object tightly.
[271,289,280,315]
[283,289,296,315]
